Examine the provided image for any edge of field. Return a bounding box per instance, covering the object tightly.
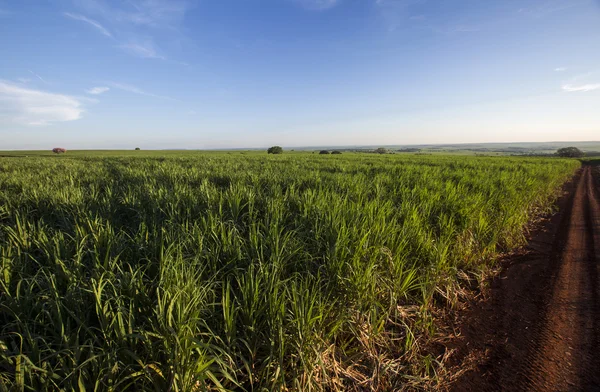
[415,166,582,391]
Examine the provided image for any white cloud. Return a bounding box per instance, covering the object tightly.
[561,71,600,92]
[562,83,600,92]
[107,81,177,100]
[0,80,84,125]
[118,41,165,59]
[555,67,567,72]
[87,86,110,95]
[17,78,31,83]
[64,12,113,37]
[294,0,340,10]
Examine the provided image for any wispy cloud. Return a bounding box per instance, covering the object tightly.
[62,10,170,62]
[65,1,192,63]
[118,41,165,59]
[87,86,110,95]
[72,0,194,29]
[107,81,177,101]
[64,12,113,37]
[376,0,411,28]
[293,0,340,10]
[375,0,480,34]
[518,0,584,18]
[28,70,48,84]
[376,0,439,32]
[0,80,84,125]
[426,24,481,34]
[449,25,479,33]
[17,78,31,84]
[117,0,194,27]
[554,67,567,72]
[561,71,600,92]
[562,83,600,92]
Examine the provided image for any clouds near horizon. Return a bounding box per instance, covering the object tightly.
[562,83,600,92]
[561,71,600,92]
[0,81,84,126]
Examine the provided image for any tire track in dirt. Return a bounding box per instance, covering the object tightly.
[445,164,600,392]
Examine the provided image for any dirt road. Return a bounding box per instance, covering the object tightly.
[446,164,600,391]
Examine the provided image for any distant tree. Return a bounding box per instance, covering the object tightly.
[374,147,388,154]
[135,147,141,150]
[267,146,283,154]
[556,147,584,158]
[319,150,330,154]
[52,148,66,154]
[331,150,342,155]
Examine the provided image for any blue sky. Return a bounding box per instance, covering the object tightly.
[1,0,599,149]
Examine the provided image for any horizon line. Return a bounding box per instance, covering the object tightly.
[2,140,600,152]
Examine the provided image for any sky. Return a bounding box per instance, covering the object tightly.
[0,0,599,149]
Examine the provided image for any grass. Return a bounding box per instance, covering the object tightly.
[0,152,579,390]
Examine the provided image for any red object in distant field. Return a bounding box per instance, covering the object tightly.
[52,148,67,154]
